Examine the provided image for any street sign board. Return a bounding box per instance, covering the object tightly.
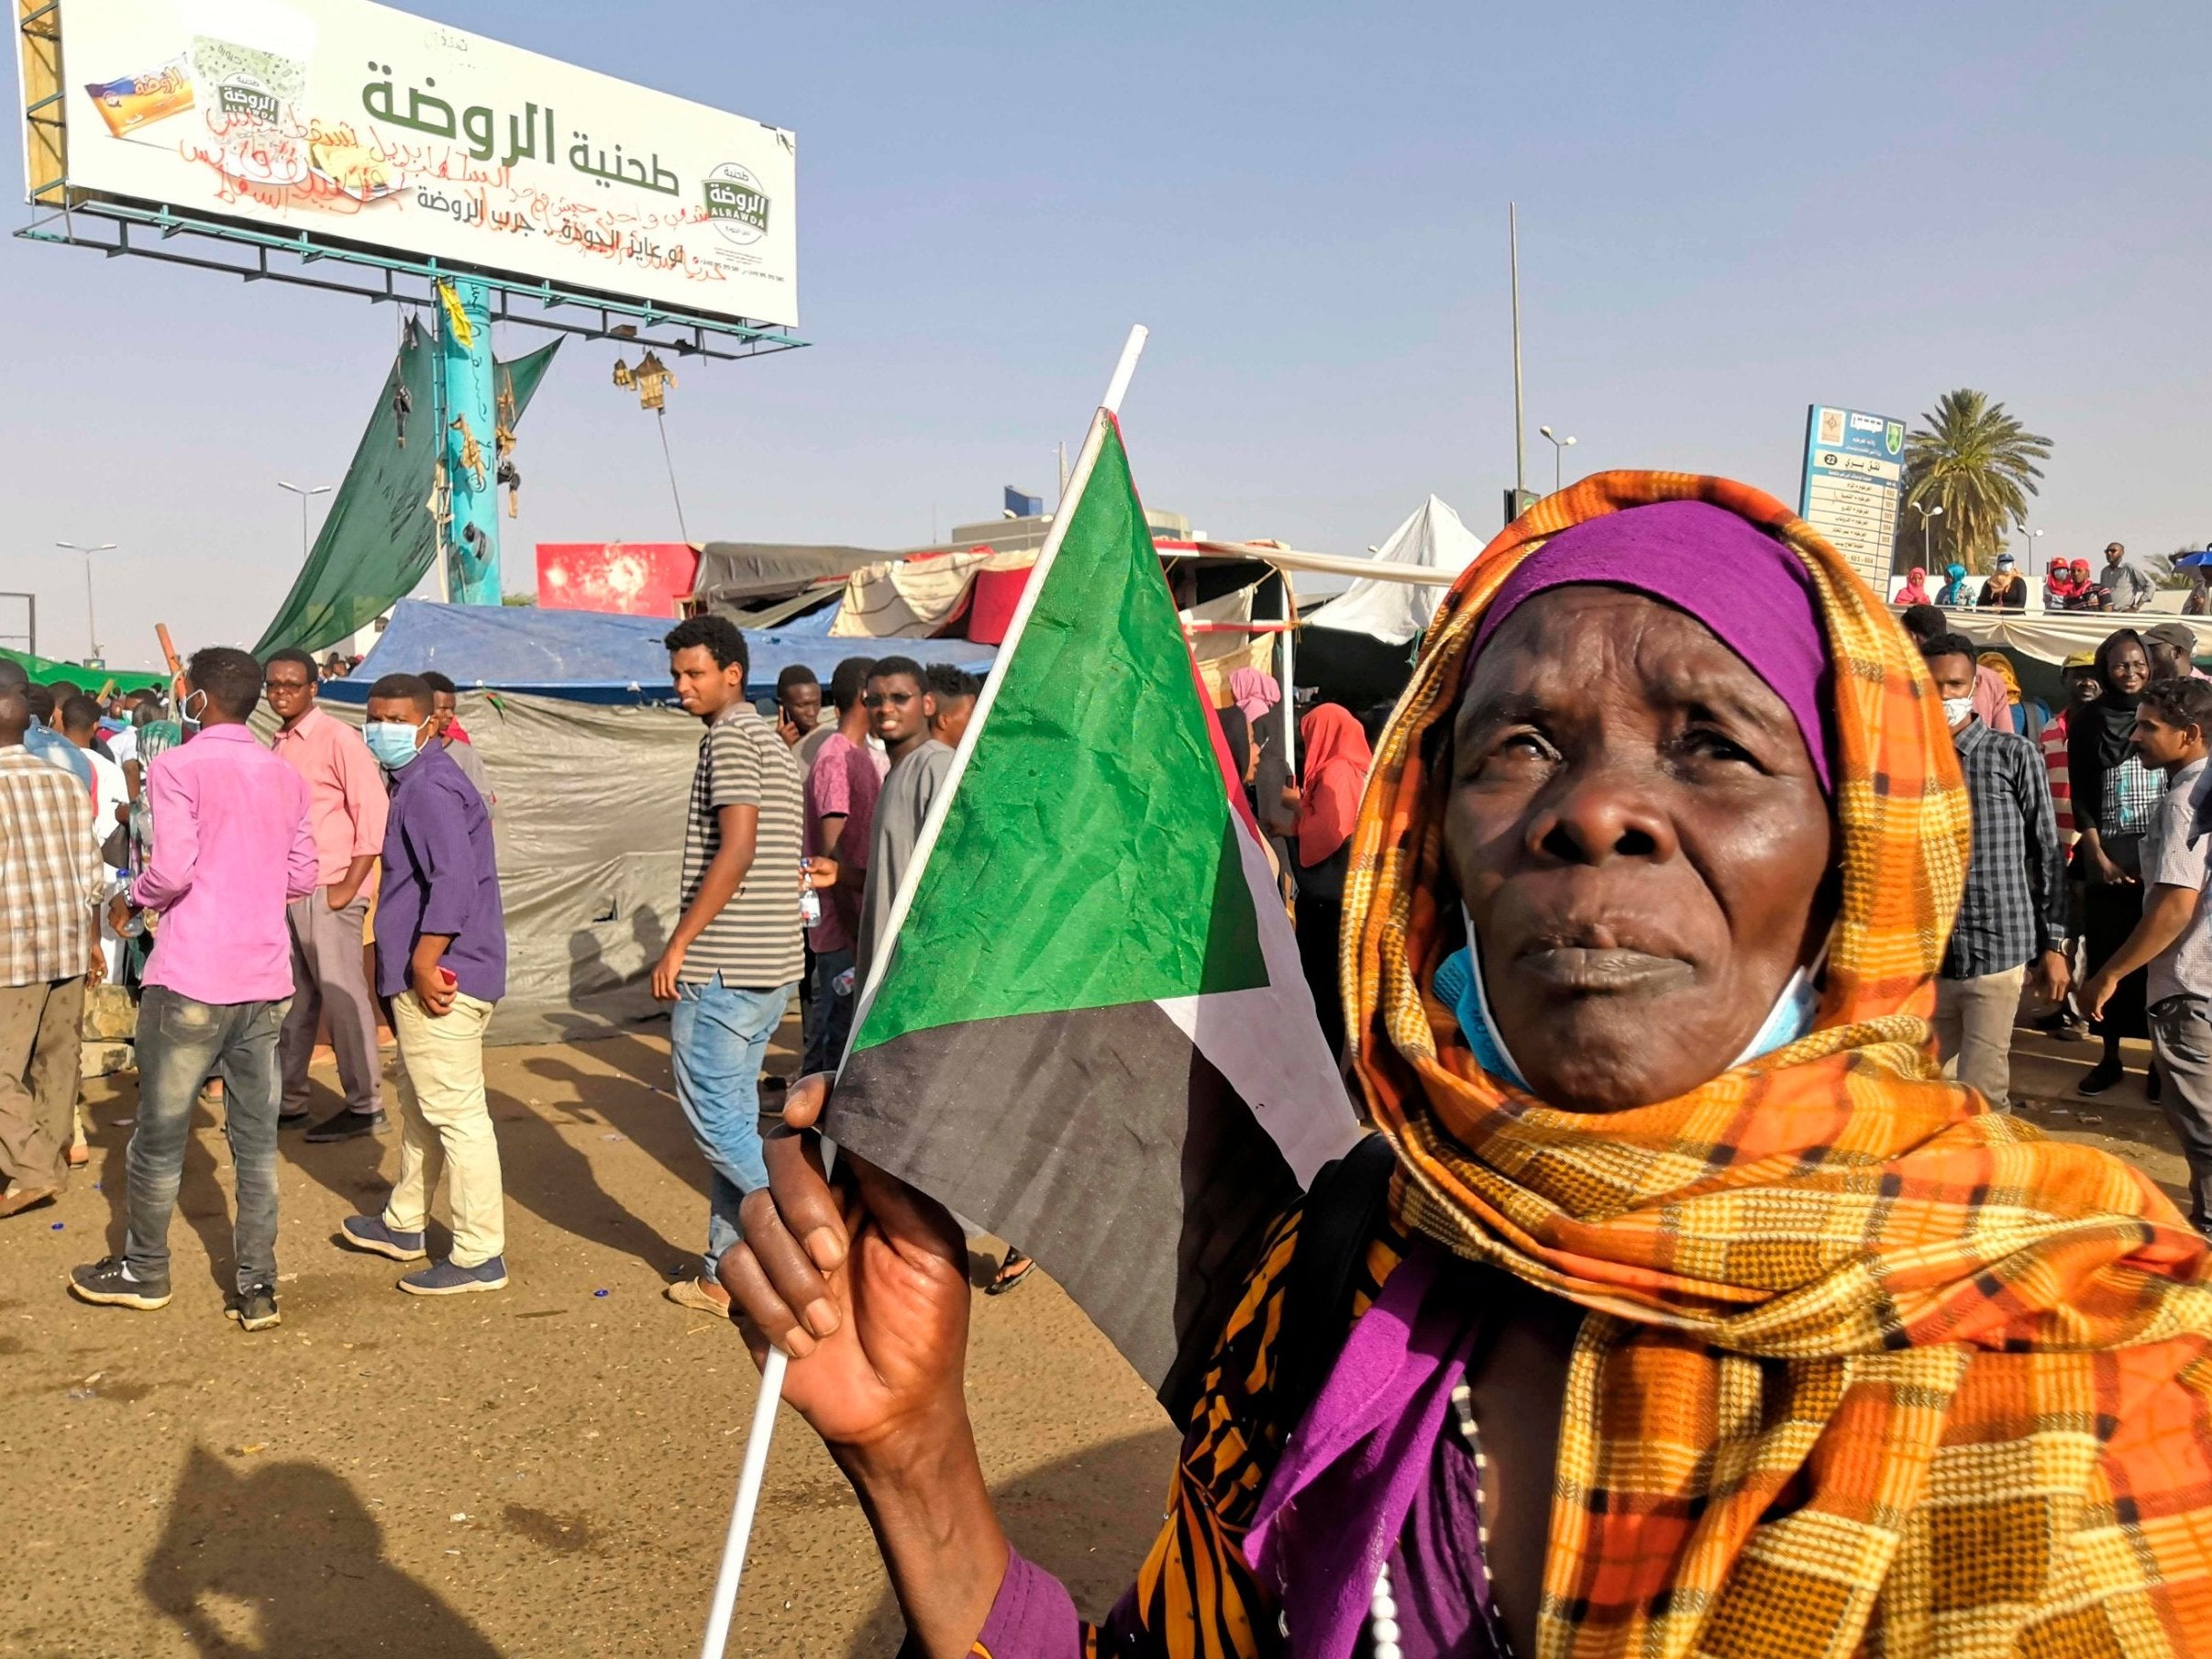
[1798,404,1907,592]
[24,0,799,326]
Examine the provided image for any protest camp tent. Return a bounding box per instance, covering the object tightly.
[319,600,996,1045]
[690,541,883,629]
[1297,494,1483,710]
[0,647,166,695]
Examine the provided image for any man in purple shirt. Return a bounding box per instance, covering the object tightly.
[336,674,510,1297]
[70,647,317,1331]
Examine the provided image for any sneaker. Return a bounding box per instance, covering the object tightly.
[227,1286,282,1331]
[277,1107,310,1127]
[664,1275,729,1315]
[68,1256,171,1311]
[2077,1058,2125,1097]
[339,1215,428,1262]
[399,1255,508,1297]
[304,1109,387,1144]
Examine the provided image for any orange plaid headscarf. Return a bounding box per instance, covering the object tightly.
[1344,472,2212,1657]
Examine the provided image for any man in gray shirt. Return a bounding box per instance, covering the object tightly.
[2101,541,2159,613]
[2080,676,2212,1236]
[805,657,953,987]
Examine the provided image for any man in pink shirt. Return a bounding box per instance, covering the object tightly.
[798,658,884,1078]
[262,647,389,1141]
[70,647,316,1329]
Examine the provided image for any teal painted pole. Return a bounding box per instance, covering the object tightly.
[441,278,501,604]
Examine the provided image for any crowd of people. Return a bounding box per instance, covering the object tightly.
[1896,539,2207,614]
[11,526,2212,1651]
[0,648,506,1322]
[1897,602,2212,1238]
[0,613,1375,1334]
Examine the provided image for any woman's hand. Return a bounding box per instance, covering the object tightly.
[721,1078,972,1450]
[719,1077,1008,1654]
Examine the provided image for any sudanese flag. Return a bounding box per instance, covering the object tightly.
[824,411,1359,1407]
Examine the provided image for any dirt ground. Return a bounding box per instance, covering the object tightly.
[0,1018,1171,1659]
[0,1021,2192,1658]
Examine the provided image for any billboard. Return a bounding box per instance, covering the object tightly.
[536,541,698,617]
[34,0,798,326]
[1798,404,1907,592]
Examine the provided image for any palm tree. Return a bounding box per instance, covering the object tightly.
[1899,390,2052,573]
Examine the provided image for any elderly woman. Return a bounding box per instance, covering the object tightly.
[724,476,2212,1658]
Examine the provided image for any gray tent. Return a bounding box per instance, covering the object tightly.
[316,692,702,1047]
[691,541,889,626]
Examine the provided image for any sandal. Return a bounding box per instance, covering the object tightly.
[986,1248,1036,1297]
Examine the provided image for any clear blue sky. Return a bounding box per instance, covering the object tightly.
[4,1,2206,669]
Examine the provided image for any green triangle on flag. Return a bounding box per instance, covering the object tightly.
[853,417,1267,1052]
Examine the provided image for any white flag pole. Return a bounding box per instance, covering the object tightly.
[697,324,1150,1659]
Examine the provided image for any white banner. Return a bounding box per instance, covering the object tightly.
[41,0,798,326]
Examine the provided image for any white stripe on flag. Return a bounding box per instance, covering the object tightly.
[1155,809,1361,1186]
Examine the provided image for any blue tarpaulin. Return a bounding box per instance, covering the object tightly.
[323,600,996,704]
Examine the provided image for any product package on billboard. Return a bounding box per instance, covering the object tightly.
[47,0,799,328]
[84,57,195,135]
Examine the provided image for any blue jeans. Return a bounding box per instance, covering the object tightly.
[669,976,793,1277]
[125,986,288,1294]
[801,946,857,1078]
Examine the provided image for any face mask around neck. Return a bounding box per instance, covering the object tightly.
[1432,906,1824,1097]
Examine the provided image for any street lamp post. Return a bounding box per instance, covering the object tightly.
[278,481,333,560]
[1538,426,1577,495]
[2021,526,2045,583]
[54,540,115,663]
[1912,503,1944,575]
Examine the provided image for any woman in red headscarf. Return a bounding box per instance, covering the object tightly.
[1893,564,1932,605]
[1291,702,1371,1058]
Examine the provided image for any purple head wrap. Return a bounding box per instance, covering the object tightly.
[1469,500,1833,791]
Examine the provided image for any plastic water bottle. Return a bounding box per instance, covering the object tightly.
[799,857,822,929]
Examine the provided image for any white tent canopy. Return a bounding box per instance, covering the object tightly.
[1303,494,1484,646]
[1935,609,2211,665]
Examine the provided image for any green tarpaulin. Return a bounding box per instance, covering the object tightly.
[252,331,560,658]
[0,647,166,694]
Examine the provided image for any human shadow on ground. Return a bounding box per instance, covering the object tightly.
[844,1425,1183,1657]
[143,1443,502,1657]
[483,1086,694,1277]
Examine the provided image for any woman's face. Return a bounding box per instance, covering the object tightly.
[1443,587,1836,1112]
[2104,639,2150,696]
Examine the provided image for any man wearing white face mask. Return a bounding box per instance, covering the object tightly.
[1920,633,2070,1107]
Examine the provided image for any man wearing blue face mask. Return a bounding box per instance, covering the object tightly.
[335,674,510,1296]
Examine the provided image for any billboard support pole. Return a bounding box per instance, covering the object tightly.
[442,280,501,604]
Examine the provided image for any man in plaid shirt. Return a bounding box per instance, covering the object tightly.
[0,686,102,1218]
[1920,633,2070,1107]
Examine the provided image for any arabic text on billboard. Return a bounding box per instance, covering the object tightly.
[1798,404,1906,592]
[38,0,798,327]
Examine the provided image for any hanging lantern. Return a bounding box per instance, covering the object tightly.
[633,349,675,412]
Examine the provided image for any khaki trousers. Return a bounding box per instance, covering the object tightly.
[382,990,503,1266]
[1933,965,2027,1110]
[0,977,85,1190]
